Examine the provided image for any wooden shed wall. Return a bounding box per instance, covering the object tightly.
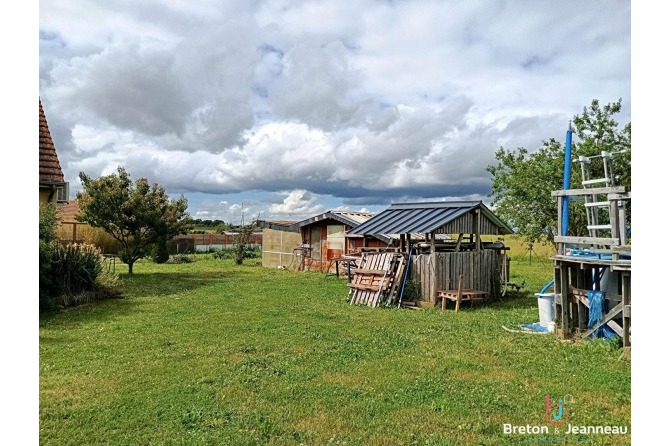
[433,210,503,235]
[410,250,504,301]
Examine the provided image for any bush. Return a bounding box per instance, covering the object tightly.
[153,237,170,264]
[166,253,196,264]
[210,246,260,261]
[51,244,103,293]
[40,205,59,312]
[211,249,228,260]
[41,204,121,312]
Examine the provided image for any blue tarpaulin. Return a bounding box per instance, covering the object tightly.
[587,290,619,339]
[520,323,548,333]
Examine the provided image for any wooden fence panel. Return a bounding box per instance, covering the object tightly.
[410,251,502,302]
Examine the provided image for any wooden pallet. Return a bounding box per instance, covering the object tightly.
[348,252,405,307]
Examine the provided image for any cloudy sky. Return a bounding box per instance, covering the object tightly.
[39,0,631,223]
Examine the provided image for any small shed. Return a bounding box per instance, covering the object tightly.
[257,220,303,269]
[347,201,513,304]
[297,211,390,271]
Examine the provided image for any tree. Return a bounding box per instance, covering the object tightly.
[77,167,190,273]
[487,99,631,244]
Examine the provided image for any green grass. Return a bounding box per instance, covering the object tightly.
[40,257,630,445]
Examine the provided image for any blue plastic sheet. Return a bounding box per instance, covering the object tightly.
[587,290,619,339]
[520,323,548,332]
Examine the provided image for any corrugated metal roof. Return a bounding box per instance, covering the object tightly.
[347,201,513,235]
[297,210,375,228]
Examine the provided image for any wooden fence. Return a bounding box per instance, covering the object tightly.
[410,250,505,302]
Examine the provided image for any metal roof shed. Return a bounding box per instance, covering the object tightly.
[346,201,513,238]
[347,201,513,304]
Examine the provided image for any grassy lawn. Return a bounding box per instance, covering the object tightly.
[40,257,630,445]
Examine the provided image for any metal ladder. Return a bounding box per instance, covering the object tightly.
[575,151,624,238]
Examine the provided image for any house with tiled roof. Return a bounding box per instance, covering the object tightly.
[39,98,69,205]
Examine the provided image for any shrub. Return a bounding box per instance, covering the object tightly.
[42,241,120,310]
[40,205,59,312]
[211,249,228,260]
[210,246,260,261]
[166,253,196,264]
[153,237,170,264]
[50,243,103,296]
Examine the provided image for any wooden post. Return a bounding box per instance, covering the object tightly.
[475,208,481,252]
[576,267,587,332]
[560,263,570,337]
[609,199,619,242]
[618,201,627,246]
[72,223,77,243]
[455,274,464,312]
[570,265,579,329]
[622,272,631,358]
[431,232,437,305]
[406,233,411,255]
[455,233,463,252]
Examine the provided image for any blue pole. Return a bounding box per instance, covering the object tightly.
[561,127,573,236]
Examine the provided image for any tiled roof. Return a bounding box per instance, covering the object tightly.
[58,199,80,223]
[39,98,65,183]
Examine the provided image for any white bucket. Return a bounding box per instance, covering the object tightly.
[535,293,555,328]
[547,321,556,333]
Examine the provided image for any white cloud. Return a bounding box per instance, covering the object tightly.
[40,0,630,210]
[269,189,326,215]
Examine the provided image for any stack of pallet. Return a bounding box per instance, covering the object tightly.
[348,252,407,307]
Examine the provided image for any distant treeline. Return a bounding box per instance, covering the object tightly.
[188,219,260,234]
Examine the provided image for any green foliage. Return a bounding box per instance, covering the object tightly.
[49,243,103,295]
[234,225,254,265]
[77,167,191,273]
[153,237,170,264]
[166,253,196,264]
[211,246,261,260]
[487,99,631,243]
[399,279,421,303]
[39,204,59,312]
[215,223,230,234]
[41,241,119,309]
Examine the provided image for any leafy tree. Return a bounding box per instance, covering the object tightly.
[77,167,190,273]
[487,99,631,243]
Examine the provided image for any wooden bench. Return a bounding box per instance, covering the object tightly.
[438,275,487,311]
